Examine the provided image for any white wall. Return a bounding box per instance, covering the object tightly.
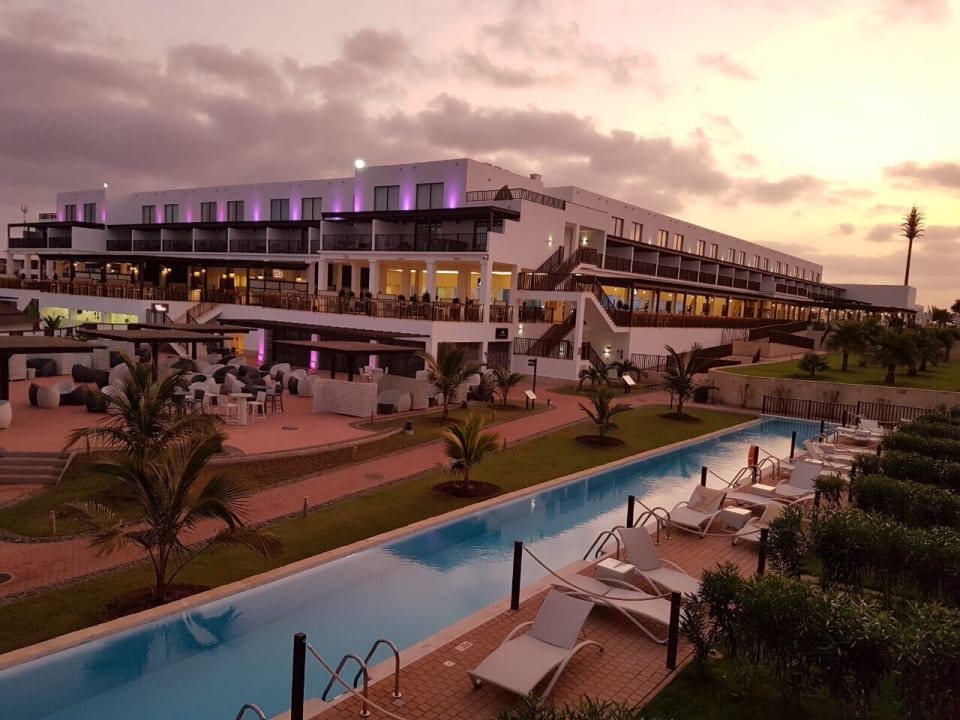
[628,327,727,356]
[838,284,917,310]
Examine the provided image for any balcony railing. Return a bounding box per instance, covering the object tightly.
[465,188,566,210]
[717,275,734,287]
[518,306,555,323]
[489,304,514,323]
[133,237,161,252]
[375,233,487,252]
[163,238,193,252]
[698,273,717,284]
[230,238,267,253]
[8,237,48,249]
[106,238,132,251]
[195,238,228,253]
[512,337,574,358]
[321,234,373,251]
[656,265,680,279]
[602,255,633,273]
[678,269,699,282]
[269,238,309,254]
[632,260,657,275]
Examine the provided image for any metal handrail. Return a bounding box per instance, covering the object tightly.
[353,638,402,700]
[583,530,621,560]
[634,507,671,544]
[321,653,369,717]
[234,703,267,720]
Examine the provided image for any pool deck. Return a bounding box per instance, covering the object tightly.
[312,527,760,719]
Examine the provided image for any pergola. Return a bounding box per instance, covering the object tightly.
[276,340,420,381]
[83,328,232,372]
[0,336,105,400]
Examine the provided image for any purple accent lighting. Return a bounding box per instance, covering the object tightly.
[186,208,193,223]
[101,208,106,223]
[401,184,413,211]
[253,205,261,222]
[57,211,63,222]
[309,333,319,370]
[218,208,224,222]
[257,334,266,364]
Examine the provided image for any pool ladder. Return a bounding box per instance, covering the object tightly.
[233,703,266,720]
[318,638,402,718]
[583,506,673,560]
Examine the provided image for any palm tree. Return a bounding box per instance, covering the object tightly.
[821,321,866,371]
[578,367,608,390]
[578,385,630,438]
[930,307,952,328]
[901,205,924,286]
[67,432,282,605]
[442,413,500,490]
[663,343,710,418]
[489,363,523,407]
[937,327,959,360]
[915,329,943,372]
[951,299,960,317]
[798,352,829,378]
[417,346,483,421]
[66,355,218,463]
[867,329,917,384]
[611,358,642,383]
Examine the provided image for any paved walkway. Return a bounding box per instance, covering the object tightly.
[0,378,673,599]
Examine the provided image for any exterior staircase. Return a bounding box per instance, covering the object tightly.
[529,248,599,291]
[528,311,577,357]
[0,451,72,485]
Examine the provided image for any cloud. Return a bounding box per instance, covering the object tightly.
[874,0,951,23]
[697,53,756,81]
[831,223,856,236]
[168,44,283,99]
[738,153,760,168]
[341,28,411,69]
[700,113,743,142]
[737,174,825,203]
[884,161,960,189]
[455,52,549,88]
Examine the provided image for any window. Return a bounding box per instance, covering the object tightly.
[64,204,77,222]
[815,272,820,282]
[775,261,783,274]
[753,254,761,268]
[696,239,706,256]
[709,242,719,259]
[657,229,668,247]
[762,257,770,271]
[374,185,400,212]
[141,205,156,224]
[83,203,97,223]
[727,248,736,262]
[270,198,290,222]
[200,202,217,222]
[164,204,179,223]
[611,217,624,237]
[673,233,684,251]
[738,251,746,265]
[301,197,322,221]
[227,200,244,222]
[631,222,643,242]
[415,182,444,210]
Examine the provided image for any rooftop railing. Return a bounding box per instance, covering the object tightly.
[465,188,566,210]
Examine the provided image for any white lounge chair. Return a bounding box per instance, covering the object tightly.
[669,485,727,537]
[553,574,672,644]
[733,502,785,546]
[774,459,823,499]
[468,591,602,698]
[617,525,700,596]
[803,441,854,471]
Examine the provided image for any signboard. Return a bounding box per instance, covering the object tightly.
[622,375,636,387]
[494,327,508,339]
[527,358,538,367]
[152,303,169,313]
[272,268,285,279]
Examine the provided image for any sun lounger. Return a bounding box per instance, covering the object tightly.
[468,590,602,698]
[733,502,785,546]
[617,525,700,596]
[669,485,727,537]
[553,574,672,644]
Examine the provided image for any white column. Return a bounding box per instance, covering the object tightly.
[457,267,469,302]
[306,262,316,295]
[367,259,380,296]
[400,265,411,297]
[425,260,437,300]
[480,257,493,310]
[351,261,362,294]
[317,258,328,292]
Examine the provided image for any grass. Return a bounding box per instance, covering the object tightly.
[0,402,543,537]
[722,353,960,391]
[550,381,658,397]
[0,405,753,654]
[642,657,903,720]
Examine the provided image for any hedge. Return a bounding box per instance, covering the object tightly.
[882,432,960,464]
[850,474,960,529]
[897,419,960,441]
[874,450,960,491]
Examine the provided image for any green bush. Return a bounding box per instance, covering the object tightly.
[898,418,960,441]
[850,452,882,479]
[497,696,652,720]
[767,503,808,579]
[851,474,960,529]
[882,431,960,463]
[879,450,960,491]
[814,473,847,511]
[894,602,960,720]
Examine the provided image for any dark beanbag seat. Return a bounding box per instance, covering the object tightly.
[135,346,152,363]
[173,358,197,373]
[62,386,89,406]
[108,351,124,368]
[259,362,275,374]
[92,369,110,388]
[86,390,109,413]
[287,376,300,394]
[213,366,230,383]
[28,383,40,406]
[72,364,92,383]
[27,358,58,377]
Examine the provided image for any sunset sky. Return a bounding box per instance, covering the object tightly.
[2,0,958,307]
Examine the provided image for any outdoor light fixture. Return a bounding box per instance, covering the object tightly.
[581,236,588,246]
[547,235,553,246]
[103,182,109,189]
[354,159,366,170]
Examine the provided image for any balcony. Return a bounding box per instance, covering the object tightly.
[465,188,566,210]
[162,238,193,252]
[602,255,633,272]
[229,238,267,253]
[195,237,228,253]
[375,233,487,253]
[656,266,680,279]
[133,237,161,252]
[269,238,309,254]
[518,306,555,323]
[321,234,373,251]
[489,304,514,323]
[8,236,48,249]
[106,238,132,251]
[717,276,734,287]
[632,260,657,275]
[678,268,699,282]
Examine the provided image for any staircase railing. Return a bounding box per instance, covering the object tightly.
[581,343,607,373]
[534,245,564,273]
[528,247,599,290]
[186,301,220,324]
[527,310,577,357]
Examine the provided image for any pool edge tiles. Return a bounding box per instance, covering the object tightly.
[0,413,762,674]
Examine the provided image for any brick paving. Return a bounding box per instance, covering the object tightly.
[0,375,671,598]
[315,527,758,719]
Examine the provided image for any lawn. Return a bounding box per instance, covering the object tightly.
[0,402,544,538]
[722,353,960,391]
[0,405,753,654]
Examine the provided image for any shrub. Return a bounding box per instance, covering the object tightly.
[894,602,960,720]
[879,450,960,491]
[814,473,847,511]
[849,452,882,479]
[850,474,960,529]
[692,561,744,658]
[798,352,829,377]
[882,431,960,464]
[898,418,960,441]
[767,503,808,580]
[496,696,650,720]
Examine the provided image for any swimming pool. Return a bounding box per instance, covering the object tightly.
[1,418,819,720]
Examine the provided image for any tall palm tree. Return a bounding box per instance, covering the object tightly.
[66,355,218,463]
[937,327,959,360]
[915,329,943,372]
[489,363,523,407]
[67,432,282,605]
[901,206,924,286]
[578,385,630,438]
[442,413,500,490]
[578,367,608,390]
[821,321,866,371]
[417,346,483,421]
[663,343,710,418]
[867,329,917,384]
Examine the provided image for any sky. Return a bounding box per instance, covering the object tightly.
[1,0,958,307]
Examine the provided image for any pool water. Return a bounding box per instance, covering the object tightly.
[1,418,818,720]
